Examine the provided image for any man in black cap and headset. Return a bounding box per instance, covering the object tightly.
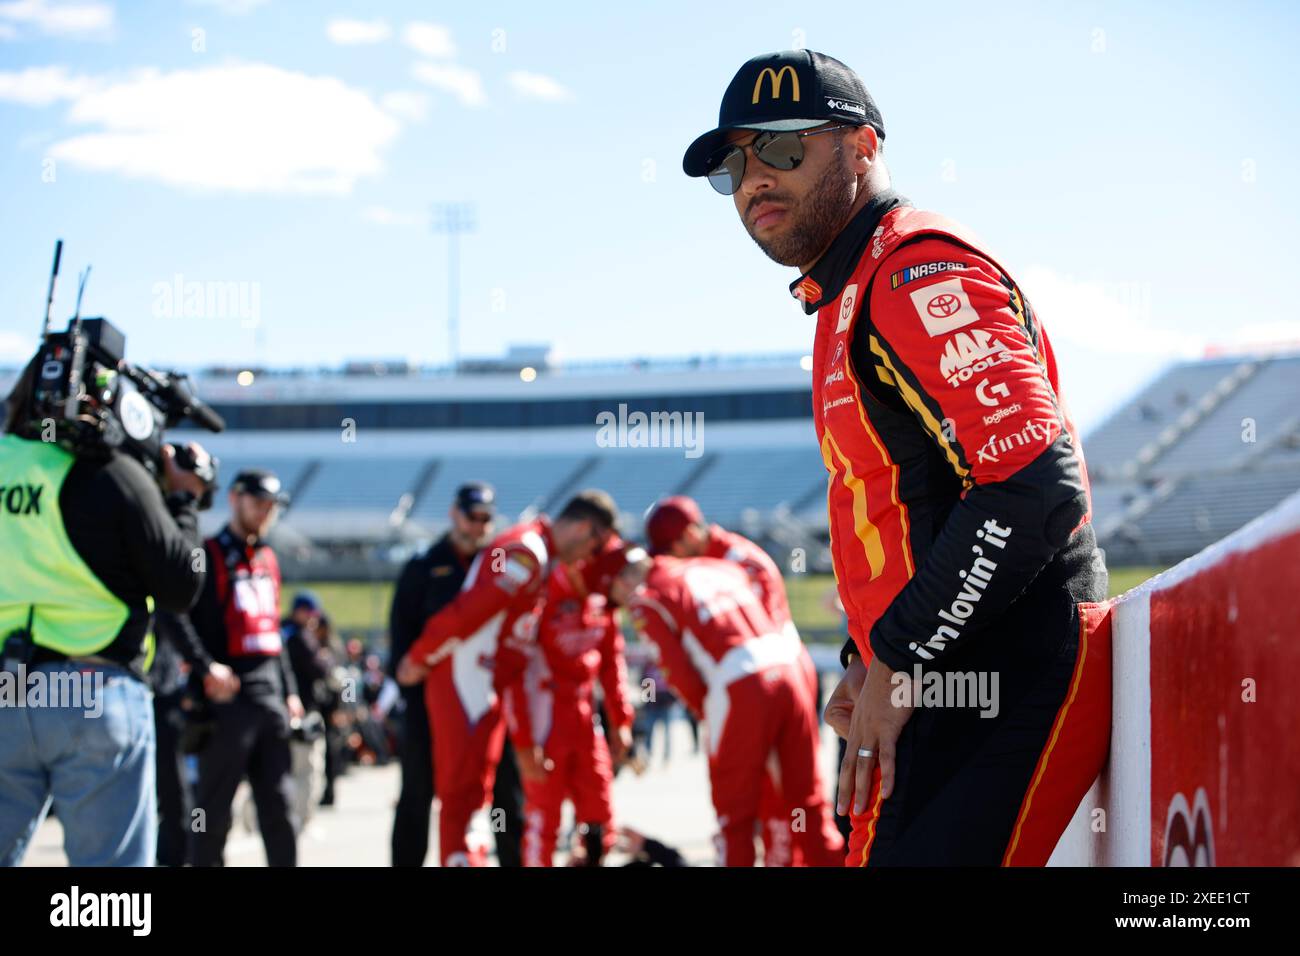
[177,468,305,866]
[681,50,1110,866]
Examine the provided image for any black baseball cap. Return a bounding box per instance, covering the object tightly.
[231,468,289,504]
[454,482,496,519]
[682,50,885,177]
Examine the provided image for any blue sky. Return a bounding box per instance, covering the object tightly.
[1,0,1298,431]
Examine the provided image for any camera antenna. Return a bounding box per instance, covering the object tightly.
[63,262,93,420]
[40,239,62,339]
[72,264,91,325]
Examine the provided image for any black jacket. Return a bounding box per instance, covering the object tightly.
[29,447,204,679]
[388,533,473,692]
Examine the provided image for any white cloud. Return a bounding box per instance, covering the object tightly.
[326,18,390,45]
[1225,321,1300,349]
[39,63,400,194]
[16,128,56,149]
[507,70,572,102]
[380,90,428,123]
[186,0,269,14]
[0,65,99,105]
[402,21,454,58]
[0,330,34,362]
[411,61,484,107]
[0,0,113,38]
[1019,266,1205,358]
[362,205,427,227]
[0,21,16,38]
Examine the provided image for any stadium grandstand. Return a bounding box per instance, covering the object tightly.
[1085,349,1300,566]
[4,346,1297,578]
[164,350,836,580]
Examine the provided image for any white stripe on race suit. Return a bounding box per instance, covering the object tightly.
[522,645,553,747]
[452,610,506,724]
[633,594,677,631]
[518,529,551,568]
[685,629,804,756]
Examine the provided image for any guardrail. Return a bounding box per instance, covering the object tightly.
[1049,490,1300,865]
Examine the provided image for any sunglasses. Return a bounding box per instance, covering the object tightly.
[706,125,854,196]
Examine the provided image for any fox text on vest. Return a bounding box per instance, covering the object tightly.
[910,277,981,337]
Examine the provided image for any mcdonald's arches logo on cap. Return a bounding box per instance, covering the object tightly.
[752,65,800,104]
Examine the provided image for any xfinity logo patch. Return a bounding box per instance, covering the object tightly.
[908,519,1011,661]
[975,418,1059,464]
[911,277,980,336]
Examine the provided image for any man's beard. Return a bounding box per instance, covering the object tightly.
[746,142,856,268]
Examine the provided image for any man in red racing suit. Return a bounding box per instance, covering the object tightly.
[506,538,635,866]
[680,49,1111,865]
[645,495,843,865]
[395,490,619,866]
[611,549,841,867]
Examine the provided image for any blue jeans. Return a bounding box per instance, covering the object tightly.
[0,662,156,866]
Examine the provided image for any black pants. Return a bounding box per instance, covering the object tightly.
[390,690,524,867]
[153,689,191,867]
[189,693,298,867]
[320,705,343,802]
[391,690,434,867]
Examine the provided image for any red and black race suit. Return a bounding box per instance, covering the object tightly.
[795,190,1110,865]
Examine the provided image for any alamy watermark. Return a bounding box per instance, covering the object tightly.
[891,665,1000,719]
[0,665,105,718]
[151,273,261,328]
[595,403,704,459]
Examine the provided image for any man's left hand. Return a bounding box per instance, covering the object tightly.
[610,724,634,765]
[837,656,913,817]
[395,653,430,687]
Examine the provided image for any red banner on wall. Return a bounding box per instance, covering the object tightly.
[1148,528,1300,866]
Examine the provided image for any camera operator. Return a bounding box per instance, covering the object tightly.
[172,468,305,867]
[0,357,210,867]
